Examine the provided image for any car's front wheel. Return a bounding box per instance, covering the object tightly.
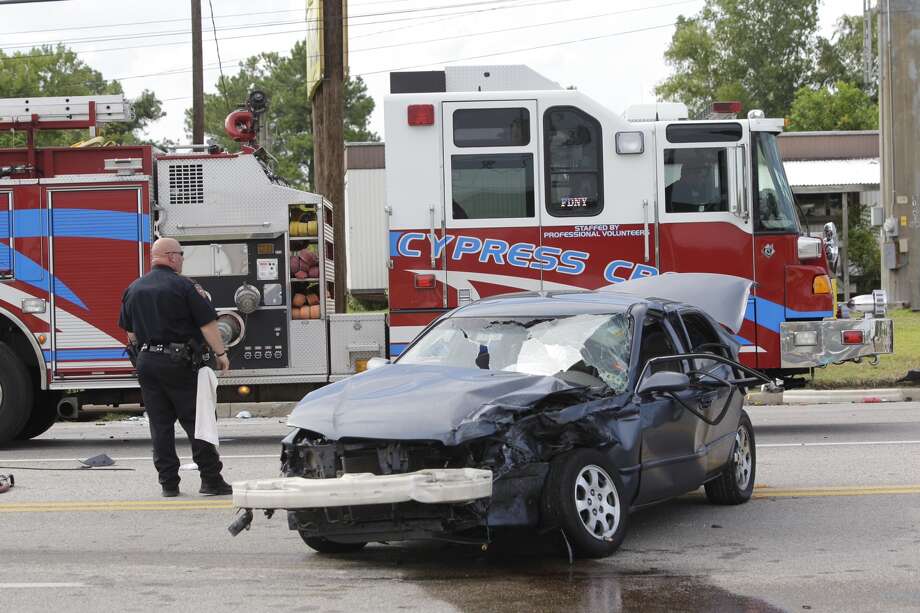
[543,448,629,559]
[299,533,368,554]
[705,410,756,505]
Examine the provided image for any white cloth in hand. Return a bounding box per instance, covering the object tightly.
[195,366,219,446]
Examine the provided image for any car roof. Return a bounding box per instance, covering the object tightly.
[450,289,667,318]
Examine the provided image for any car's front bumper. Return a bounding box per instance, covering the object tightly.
[232,468,493,510]
[780,317,893,368]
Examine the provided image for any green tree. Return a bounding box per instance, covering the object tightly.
[656,0,819,118]
[813,15,877,97]
[190,41,377,189]
[0,45,163,147]
[787,81,878,131]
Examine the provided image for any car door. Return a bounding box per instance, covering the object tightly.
[633,314,708,505]
[675,309,745,474]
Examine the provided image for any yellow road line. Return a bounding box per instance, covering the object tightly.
[1,485,919,513]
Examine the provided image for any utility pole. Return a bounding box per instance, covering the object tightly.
[191,0,204,144]
[312,0,347,312]
[878,0,920,308]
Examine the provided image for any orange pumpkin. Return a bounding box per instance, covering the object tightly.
[305,293,319,306]
[309,305,321,319]
[292,293,307,307]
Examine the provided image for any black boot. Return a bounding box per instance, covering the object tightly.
[162,483,180,497]
[199,477,233,496]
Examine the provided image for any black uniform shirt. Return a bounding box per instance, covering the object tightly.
[118,265,217,345]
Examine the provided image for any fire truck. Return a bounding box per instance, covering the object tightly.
[0,94,386,442]
[383,66,893,377]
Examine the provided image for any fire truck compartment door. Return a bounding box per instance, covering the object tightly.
[440,100,542,308]
[0,191,11,277]
[48,186,146,378]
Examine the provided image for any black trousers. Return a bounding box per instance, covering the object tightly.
[137,352,223,486]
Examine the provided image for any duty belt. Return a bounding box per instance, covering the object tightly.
[140,342,189,354]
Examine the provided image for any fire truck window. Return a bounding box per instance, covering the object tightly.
[664,148,729,213]
[753,133,799,233]
[544,107,603,217]
[451,153,535,219]
[453,108,531,147]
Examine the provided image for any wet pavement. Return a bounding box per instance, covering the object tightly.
[0,403,919,611]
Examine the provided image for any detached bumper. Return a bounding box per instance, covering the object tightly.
[232,468,492,510]
[780,317,893,368]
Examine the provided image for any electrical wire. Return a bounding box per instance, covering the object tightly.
[0,0,554,60]
[207,0,232,114]
[104,0,694,81]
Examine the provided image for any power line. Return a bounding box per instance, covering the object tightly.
[207,0,232,114]
[1,0,530,50]
[106,0,697,82]
[0,0,559,60]
[155,20,680,103]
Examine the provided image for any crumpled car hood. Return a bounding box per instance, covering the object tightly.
[287,364,576,444]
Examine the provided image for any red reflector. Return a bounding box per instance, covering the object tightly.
[414,273,436,289]
[407,104,435,126]
[842,330,865,345]
[711,101,742,114]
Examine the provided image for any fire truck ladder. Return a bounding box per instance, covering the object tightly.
[0,95,134,177]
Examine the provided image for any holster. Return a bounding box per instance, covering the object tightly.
[125,342,139,367]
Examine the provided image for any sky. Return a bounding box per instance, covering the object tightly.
[0,0,864,144]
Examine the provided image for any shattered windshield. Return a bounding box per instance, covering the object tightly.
[398,313,633,393]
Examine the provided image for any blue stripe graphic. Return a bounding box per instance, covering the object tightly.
[744,296,834,334]
[0,210,151,243]
[389,343,408,357]
[43,348,129,361]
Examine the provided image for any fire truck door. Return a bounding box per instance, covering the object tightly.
[441,100,542,307]
[0,190,10,277]
[48,186,146,379]
[655,123,757,356]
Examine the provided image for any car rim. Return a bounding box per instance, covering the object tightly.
[733,426,752,490]
[574,464,620,541]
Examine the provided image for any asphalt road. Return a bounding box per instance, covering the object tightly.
[0,402,918,612]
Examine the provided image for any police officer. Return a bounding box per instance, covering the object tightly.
[119,237,232,497]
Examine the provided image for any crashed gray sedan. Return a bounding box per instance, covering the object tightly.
[230,274,771,559]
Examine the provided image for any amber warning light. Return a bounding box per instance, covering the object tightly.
[407,104,435,126]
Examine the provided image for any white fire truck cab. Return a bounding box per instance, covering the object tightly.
[383,66,892,380]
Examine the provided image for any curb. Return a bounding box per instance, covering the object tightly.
[747,387,917,405]
[215,401,296,419]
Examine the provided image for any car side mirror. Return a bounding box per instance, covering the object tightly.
[636,371,690,396]
[366,357,391,370]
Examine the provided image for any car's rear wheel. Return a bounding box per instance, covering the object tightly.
[705,411,755,505]
[543,448,628,559]
[299,533,368,554]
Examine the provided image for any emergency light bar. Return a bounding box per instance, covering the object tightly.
[711,101,742,115]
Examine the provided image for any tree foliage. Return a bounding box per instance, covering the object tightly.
[656,0,820,118]
[0,45,163,147]
[813,15,876,97]
[787,81,878,132]
[189,41,377,189]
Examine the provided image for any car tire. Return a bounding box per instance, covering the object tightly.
[15,391,61,441]
[299,533,368,554]
[0,341,34,444]
[705,411,756,505]
[543,448,629,559]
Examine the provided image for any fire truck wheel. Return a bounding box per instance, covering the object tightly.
[0,341,35,443]
[15,391,61,440]
[299,534,368,554]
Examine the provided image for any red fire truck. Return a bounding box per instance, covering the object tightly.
[383,66,892,379]
[0,94,386,442]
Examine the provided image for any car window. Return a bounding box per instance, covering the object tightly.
[398,313,632,393]
[638,318,682,375]
[680,311,726,374]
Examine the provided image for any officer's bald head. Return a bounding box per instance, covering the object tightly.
[151,237,184,273]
